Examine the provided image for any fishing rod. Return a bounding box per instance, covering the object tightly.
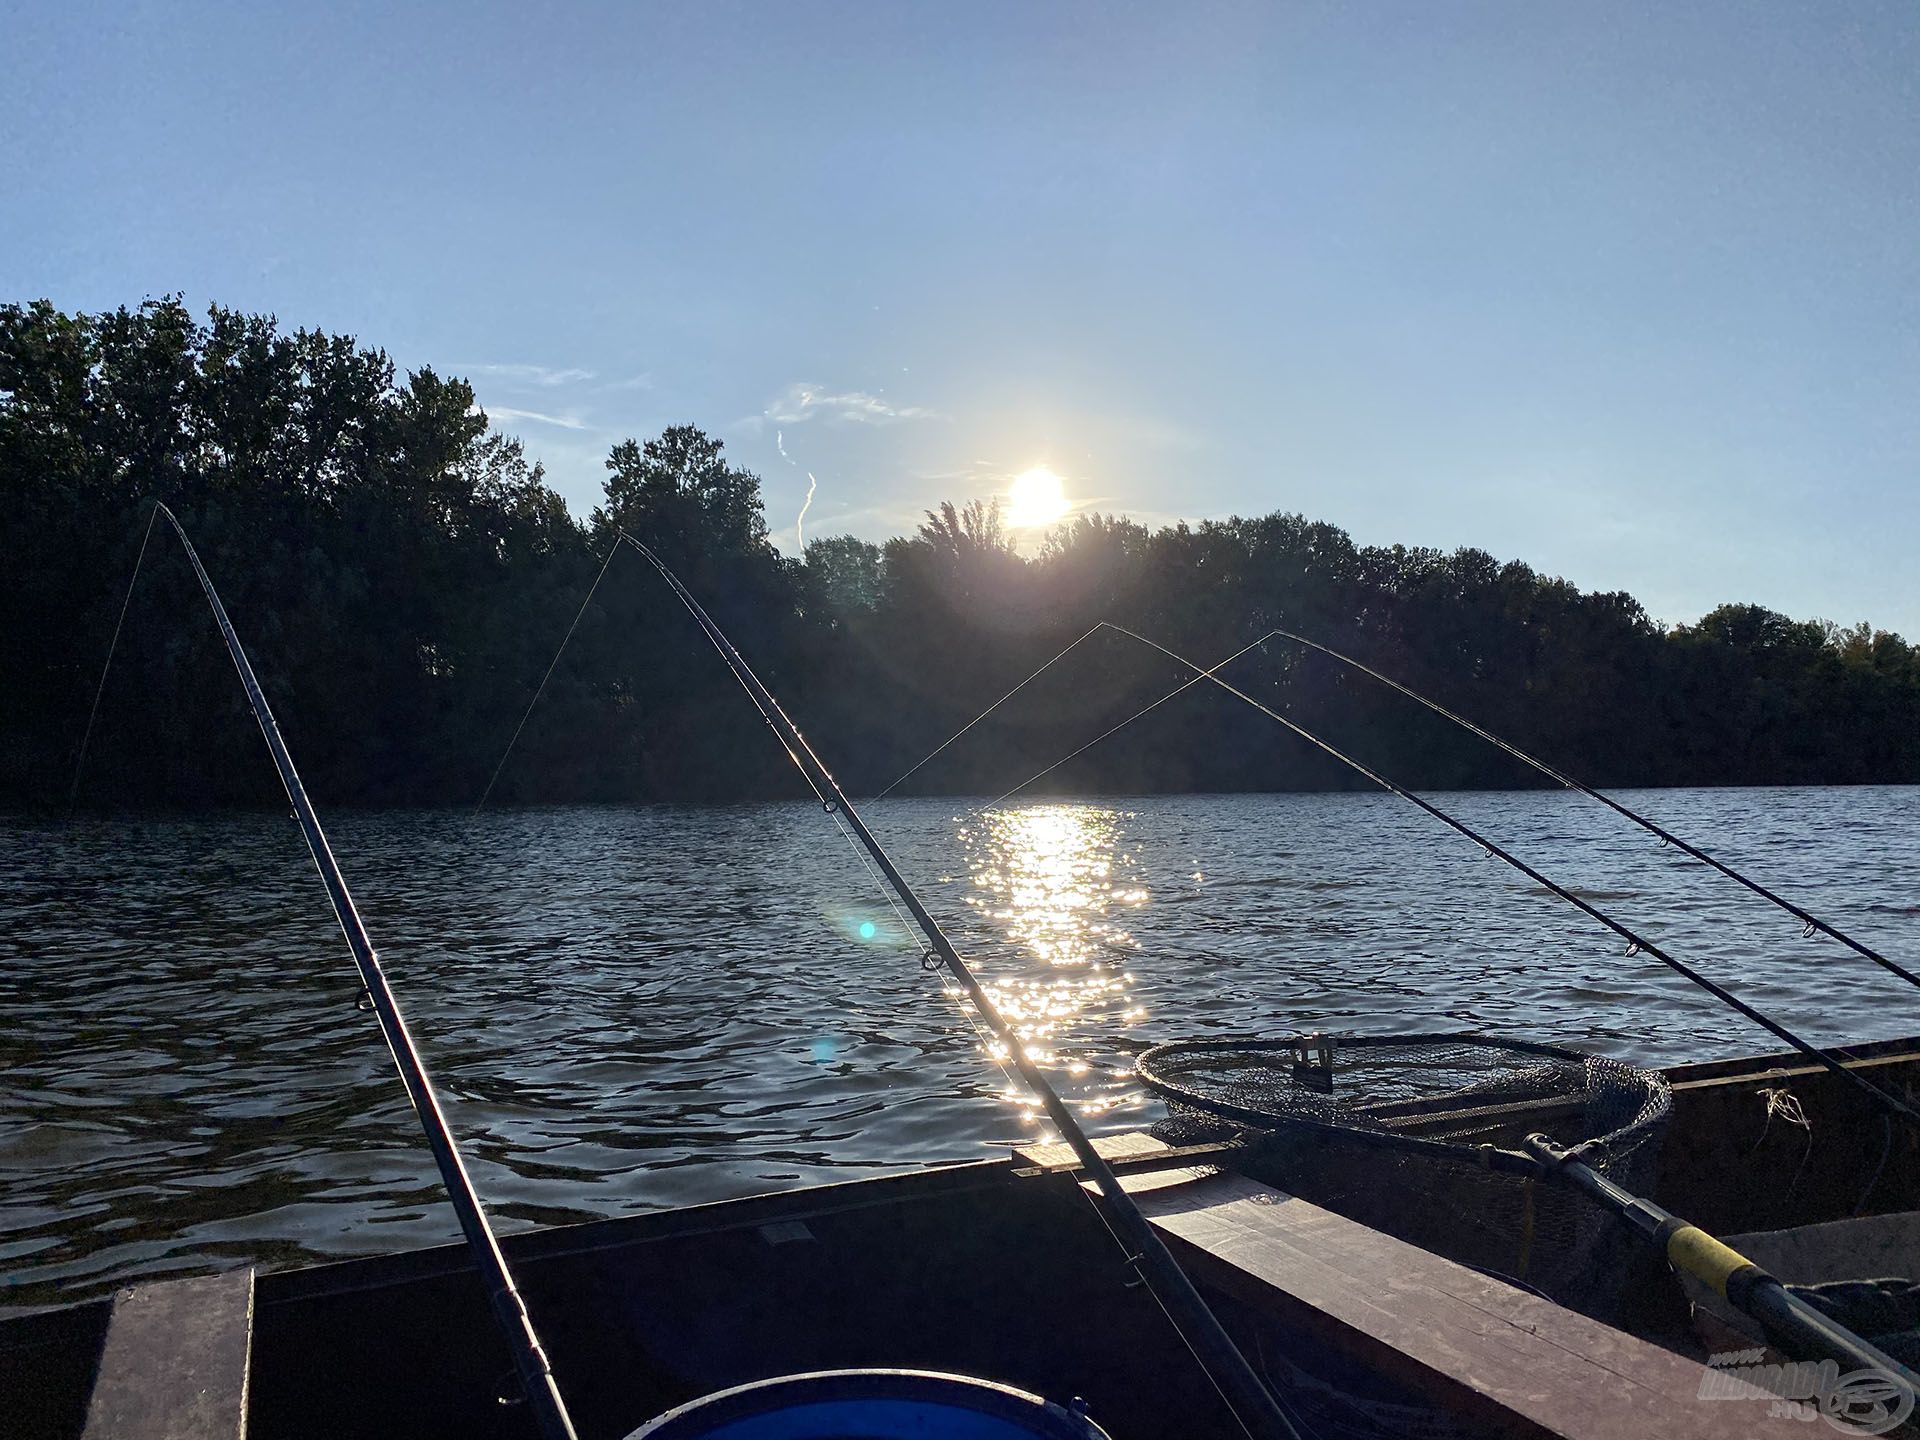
[1259,628,1920,994]
[887,616,1912,996]
[614,531,1303,1440]
[894,619,1917,1129]
[1086,621,1920,1137]
[112,504,579,1440]
[476,537,625,814]
[985,629,1284,810]
[872,622,1110,799]
[1525,1133,1918,1387]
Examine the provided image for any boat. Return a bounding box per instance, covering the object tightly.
[7,1033,1916,1440]
[26,508,1914,1439]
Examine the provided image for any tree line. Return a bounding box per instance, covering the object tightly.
[4,297,1915,810]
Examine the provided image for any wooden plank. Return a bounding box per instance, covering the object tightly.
[1133,1171,1801,1439]
[1012,1131,1170,1170]
[83,1269,253,1440]
[1018,1133,1227,1192]
[1094,1163,1223,1195]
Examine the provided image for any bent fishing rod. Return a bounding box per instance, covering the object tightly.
[128,504,579,1440]
[886,619,1914,997]
[889,621,1918,1127]
[1258,628,1920,994]
[1084,622,1920,1137]
[615,531,1303,1440]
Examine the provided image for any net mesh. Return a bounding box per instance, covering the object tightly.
[1139,1033,1674,1325]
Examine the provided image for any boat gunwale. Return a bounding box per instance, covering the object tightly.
[6,1033,1916,1322]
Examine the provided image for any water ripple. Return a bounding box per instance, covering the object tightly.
[2,785,1917,1310]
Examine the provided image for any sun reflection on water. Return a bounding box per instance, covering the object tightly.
[957,804,1151,1128]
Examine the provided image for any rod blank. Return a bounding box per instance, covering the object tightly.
[617,530,1303,1440]
[148,503,578,1440]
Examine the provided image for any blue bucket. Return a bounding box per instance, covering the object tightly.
[627,1369,1114,1439]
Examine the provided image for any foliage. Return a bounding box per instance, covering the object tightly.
[4,299,1915,808]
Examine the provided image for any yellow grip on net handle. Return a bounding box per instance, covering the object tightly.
[1522,1133,1916,1390]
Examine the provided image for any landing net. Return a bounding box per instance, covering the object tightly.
[1139,1033,1674,1324]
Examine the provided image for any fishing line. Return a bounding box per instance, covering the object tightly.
[1093,621,1920,1136]
[615,529,1303,1440]
[480,538,1025,1103]
[875,622,1114,799]
[99,503,580,1440]
[914,617,1911,1070]
[938,618,1909,981]
[988,629,1284,808]
[66,504,159,816]
[818,800,1020,1096]
[1259,627,1920,992]
[475,537,625,813]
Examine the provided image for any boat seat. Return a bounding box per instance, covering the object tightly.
[81,1268,254,1440]
[1114,1160,1803,1438]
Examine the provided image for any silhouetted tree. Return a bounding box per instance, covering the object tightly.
[5,297,1915,808]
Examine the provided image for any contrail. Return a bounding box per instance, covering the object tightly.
[776,429,819,550]
[797,473,817,549]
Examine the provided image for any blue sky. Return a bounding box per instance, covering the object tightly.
[4,2,1916,634]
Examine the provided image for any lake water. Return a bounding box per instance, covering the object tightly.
[3,785,1917,1312]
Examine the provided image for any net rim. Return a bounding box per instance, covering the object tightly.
[1137,1030,1590,1094]
[1134,1031,1602,1174]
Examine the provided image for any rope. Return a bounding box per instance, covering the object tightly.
[66,505,159,816]
[475,538,624,813]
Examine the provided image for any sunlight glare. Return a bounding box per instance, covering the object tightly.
[1005,466,1070,529]
[961,803,1152,1127]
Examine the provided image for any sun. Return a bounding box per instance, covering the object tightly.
[1005,466,1070,529]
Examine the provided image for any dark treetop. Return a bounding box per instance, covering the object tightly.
[6,298,1916,809]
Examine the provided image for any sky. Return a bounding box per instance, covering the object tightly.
[4,2,1916,634]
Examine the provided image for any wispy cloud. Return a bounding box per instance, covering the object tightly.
[481,405,591,431]
[466,363,597,387]
[601,372,654,392]
[760,382,942,427]
[911,457,1012,486]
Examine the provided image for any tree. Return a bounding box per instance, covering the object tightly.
[593,424,770,559]
[5,297,1915,808]
[804,535,882,616]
